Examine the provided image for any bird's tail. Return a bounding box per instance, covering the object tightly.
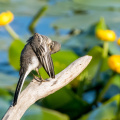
[13,73,26,106]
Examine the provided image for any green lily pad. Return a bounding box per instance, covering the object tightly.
[0,0,47,16]
[52,11,120,30]
[8,39,25,70]
[74,0,120,8]
[22,104,69,120]
[78,94,120,120]
[111,74,120,88]
[47,0,120,16]
[109,41,120,55]
[100,57,109,72]
[0,73,17,88]
[0,100,69,120]
[81,46,103,81]
[0,98,10,120]
[42,87,89,119]
[63,31,102,54]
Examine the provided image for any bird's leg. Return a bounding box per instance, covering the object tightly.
[35,68,49,82]
[35,68,43,80]
[32,72,42,82]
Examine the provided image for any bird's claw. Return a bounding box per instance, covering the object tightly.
[34,76,49,83]
[39,77,49,82]
[41,79,49,82]
[34,76,42,82]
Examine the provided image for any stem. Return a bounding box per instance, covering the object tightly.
[4,24,19,40]
[29,6,48,34]
[102,41,109,58]
[97,72,116,102]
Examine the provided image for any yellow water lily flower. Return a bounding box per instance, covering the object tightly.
[96,29,116,42]
[117,38,120,46]
[108,55,120,73]
[0,11,14,26]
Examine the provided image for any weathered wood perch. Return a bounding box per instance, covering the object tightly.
[2,55,92,120]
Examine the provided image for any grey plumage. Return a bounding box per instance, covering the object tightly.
[13,33,61,106]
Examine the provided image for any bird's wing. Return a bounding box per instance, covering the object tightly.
[36,44,55,78]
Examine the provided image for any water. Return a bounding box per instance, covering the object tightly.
[0,15,58,77]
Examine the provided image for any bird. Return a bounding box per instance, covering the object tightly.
[13,33,61,106]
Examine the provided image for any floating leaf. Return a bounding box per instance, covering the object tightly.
[0,99,10,119]
[79,94,120,120]
[0,101,69,120]
[0,73,17,88]
[0,88,12,100]
[52,11,120,30]
[0,0,47,16]
[52,14,98,30]
[74,0,120,8]
[47,0,120,16]
[100,57,109,72]
[111,74,120,88]
[81,46,103,81]
[47,1,81,16]
[22,104,69,120]
[8,39,25,70]
[63,31,102,55]
[42,87,89,119]
[109,42,120,55]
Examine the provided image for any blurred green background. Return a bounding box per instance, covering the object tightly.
[0,0,120,120]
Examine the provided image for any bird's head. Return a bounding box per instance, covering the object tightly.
[50,41,61,54]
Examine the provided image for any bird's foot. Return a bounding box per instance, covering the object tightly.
[34,76,49,83]
[34,69,49,82]
[32,73,41,82]
[41,79,49,82]
[34,76,42,82]
[39,77,49,82]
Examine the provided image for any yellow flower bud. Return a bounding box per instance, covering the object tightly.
[96,29,116,42]
[117,38,120,46]
[108,55,120,73]
[0,11,14,26]
[96,29,104,40]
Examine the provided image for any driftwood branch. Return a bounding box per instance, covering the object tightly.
[2,55,92,120]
